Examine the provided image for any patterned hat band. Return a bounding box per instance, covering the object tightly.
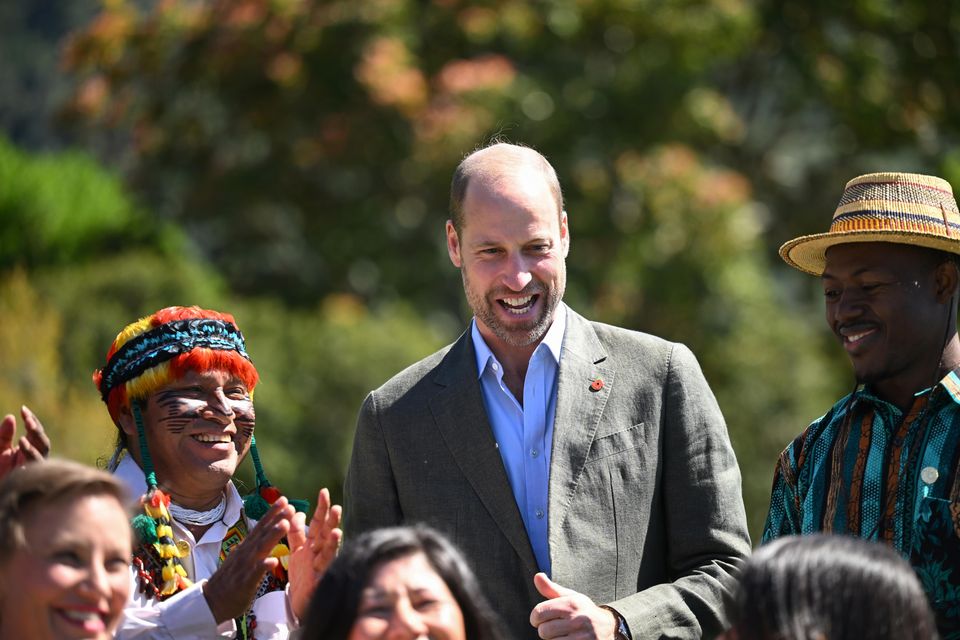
[780,172,960,275]
[98,318,251,401]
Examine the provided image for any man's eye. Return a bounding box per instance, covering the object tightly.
[823,289,840,300]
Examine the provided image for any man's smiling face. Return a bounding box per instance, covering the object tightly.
[447,167,568,353]
[823,242,953,402]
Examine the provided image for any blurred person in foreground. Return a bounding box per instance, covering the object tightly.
[301,525,506,640]
[0,458,132,639]
[95,305,342,639]
[766,172,960,637]
[345,141,751,639]
[721,534,937,640]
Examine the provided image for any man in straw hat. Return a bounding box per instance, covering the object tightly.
[94,305,342,639]
[765,172,960,637]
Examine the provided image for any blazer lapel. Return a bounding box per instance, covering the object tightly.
[428,331,539,576]
[549,309,614,542]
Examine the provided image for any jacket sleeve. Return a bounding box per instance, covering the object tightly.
[343,390,404,536]
[606,343,752,639]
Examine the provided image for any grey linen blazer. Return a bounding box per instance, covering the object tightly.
[344,307,751,639]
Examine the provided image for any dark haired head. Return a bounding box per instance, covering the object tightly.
[300,525,506,640]
[726,534,937,640]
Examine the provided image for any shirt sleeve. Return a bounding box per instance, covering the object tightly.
[761,446,803,542]
[115,576,235,640]
[116,568,297,639]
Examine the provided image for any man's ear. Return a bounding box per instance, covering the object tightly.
[934,259,960,304]
[446,220,463,268]
[560,211,570,258]
[117,404,137,438]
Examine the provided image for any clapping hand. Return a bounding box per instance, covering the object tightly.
[288,487,343,620]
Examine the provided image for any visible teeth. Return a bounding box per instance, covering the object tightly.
[846,331,871,343]
[61,610,101,622]
[501,295,534,313]
[193,434,231,443]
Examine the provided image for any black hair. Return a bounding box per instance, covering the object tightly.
[300,525,506,640]
[726,534,938,640]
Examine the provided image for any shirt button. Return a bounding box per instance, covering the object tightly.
[921,466,939,484]
[536,510,544,519]
[492,362,499,371]
[530,449,539,457]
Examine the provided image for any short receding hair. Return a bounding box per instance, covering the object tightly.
[449,142,564,235]
[0,459,130,563]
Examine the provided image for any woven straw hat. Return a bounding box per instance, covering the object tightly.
[779,172,960,275]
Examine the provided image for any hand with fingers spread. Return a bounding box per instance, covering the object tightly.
[0,405,51,479]
[288,486,343,620]
[203,496,297,624]
[530,573,618,640]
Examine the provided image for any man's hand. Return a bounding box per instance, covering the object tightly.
[0,405,51,479]
[530,572,618,640]
[204,496,296,623]
[288,487,343,620]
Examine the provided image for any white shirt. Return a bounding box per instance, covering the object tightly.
[114,456,297,639]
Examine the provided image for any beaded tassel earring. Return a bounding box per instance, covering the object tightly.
[129,402,193,596]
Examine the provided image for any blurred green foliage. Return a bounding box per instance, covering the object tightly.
[2,0,957,538]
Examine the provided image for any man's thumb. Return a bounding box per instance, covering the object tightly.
[534,572,575,599]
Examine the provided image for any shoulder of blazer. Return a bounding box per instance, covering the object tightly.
[368,329,473,405]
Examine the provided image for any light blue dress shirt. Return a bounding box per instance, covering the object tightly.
[471,304,566,575]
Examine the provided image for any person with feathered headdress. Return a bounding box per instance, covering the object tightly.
[94,305,341,639]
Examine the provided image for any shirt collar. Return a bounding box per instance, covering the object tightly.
[471,302,567,378]
[855,367,960,411]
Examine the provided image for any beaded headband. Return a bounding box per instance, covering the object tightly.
[98,318,250,402]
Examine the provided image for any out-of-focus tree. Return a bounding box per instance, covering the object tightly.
[0,0,99,149]
[0,269,112,463]
[0,135,180,270]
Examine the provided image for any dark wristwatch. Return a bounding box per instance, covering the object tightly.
[602,606,631,640]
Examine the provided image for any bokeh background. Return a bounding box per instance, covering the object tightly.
[3,0,958,541]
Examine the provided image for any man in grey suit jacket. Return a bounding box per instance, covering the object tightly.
[344,142,750,639]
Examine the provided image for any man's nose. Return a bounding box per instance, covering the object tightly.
[501,254,533,291]
[203,389,235,423]
[833,287,868,323]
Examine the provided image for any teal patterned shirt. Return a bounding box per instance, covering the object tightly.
[763,370,960,638]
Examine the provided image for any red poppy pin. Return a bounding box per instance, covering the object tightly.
[590,378,604,392]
